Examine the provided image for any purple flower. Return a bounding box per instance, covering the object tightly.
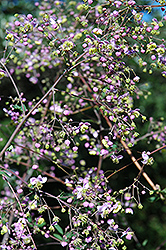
[32,164,39,170]
[111,153,123,163]
[67,198,73,203]
[126,233,133,240]
[35,143,41,148]
[38,26,44,32]
[27,14,33,20]
[107,219,114,226]
[83,201,89,207]
[65,139,71,146]
[63,110,71,115]
[55,146,60,152]
[85,236,92,243]
[125,208,133,214]
[132,35,137,40]
[30,175,47,185]
[100,149,109,156]
[141,151,150,164]
[15,20,21,26]
[151,55,156,60]
[133,76,140,82]
[97,202,112,218]
[100,57,107,62]
[88,0,93,4]
[75,181,89,199]
[61,241,68,247]
[128,0,135,6]
[124,192,131,201]
[73,146,78,152]
[154,25,159,30]
[50,104,63,113]
[146,27,152,32]
[50,17,57,29]
[115,1,122,8]
[89,202,94,208]
[45,232,49,238]
[113,11,119,17]
[17,188,23,194]
[93,87,98,92]
[162,71,166,77]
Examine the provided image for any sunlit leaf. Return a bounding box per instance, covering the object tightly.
[54,224,63,235]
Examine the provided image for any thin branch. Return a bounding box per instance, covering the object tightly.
[134,130,165,143]
[119,138,157,190]
[5,157,69,187]
[0,70,66,159]
[3,176,37,249]
[37,242,60,247]
[97,155,103,176]
[1,203,16,245]
[150,144,166,155]
[0,60,26,115]
[102,112,158,191]
[155,240,166,250]
[136,4,166,8]
[0,52,88,160]
[77,72,164,192]
[106,161,135,179]
[39,90,53,126]
[0,164,28,185]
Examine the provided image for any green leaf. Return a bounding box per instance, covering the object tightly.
[53,233,63,241]
[37,222,46,228]
[148,196,156,202]
[54,224,63,235]
[6,145,13,152]
[66,231,74,239]
[13,104,27,112]
[161,188,166,194]
[0,171,11,178]
[142,239,148,246]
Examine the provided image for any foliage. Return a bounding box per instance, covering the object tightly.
[1,0,166,249]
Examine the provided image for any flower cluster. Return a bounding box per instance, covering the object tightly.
[63,168,134,249]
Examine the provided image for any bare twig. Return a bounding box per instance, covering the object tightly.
[136,4,166,8]
[0,60,26,115]
[1,203,16,245]
[5,157,69,187]
[119,138,157,190]
[2,176,37,249]
[155,240,166,250]
[0,164,28,185]
[134,130,165,143]
[97,155,103,176]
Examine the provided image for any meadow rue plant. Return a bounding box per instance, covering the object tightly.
[0,0,166,249]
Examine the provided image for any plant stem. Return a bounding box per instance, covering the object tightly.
[0,52,87,160]
[0,60,26,115]
[0,70,65,159]
[3,176,37,249]
[103,111,158,191]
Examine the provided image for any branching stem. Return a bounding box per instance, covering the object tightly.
[0,54,87,160]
